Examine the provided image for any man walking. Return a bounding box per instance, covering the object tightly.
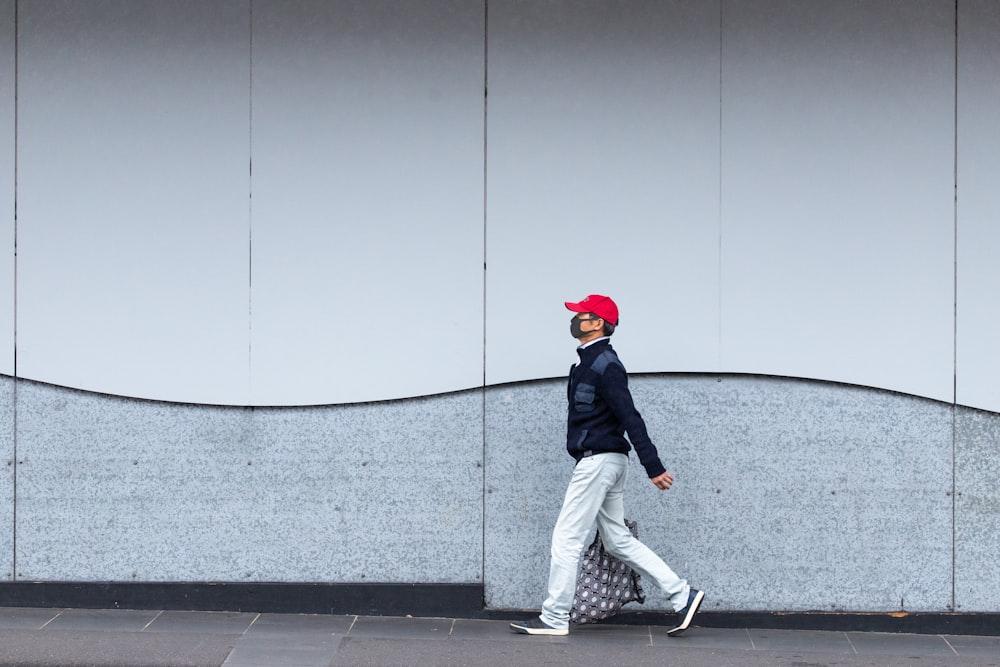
[510,294,704,637]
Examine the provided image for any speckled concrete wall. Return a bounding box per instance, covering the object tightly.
[5,374,1000,614]
[12,380,483,583]
[955,406,1000,612]
[0,376,12,580]
[486,376,958,613]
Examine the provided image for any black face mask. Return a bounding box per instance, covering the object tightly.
[570,315,599,339]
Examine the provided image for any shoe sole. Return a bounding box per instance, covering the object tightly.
[666,589,705,637]
[509,622,569,636]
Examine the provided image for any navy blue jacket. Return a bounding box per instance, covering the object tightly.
[566,338,667,479]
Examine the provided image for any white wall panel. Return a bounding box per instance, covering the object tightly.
[250,0,485,405]
[0,0,13,377]
[16,1,251,404]
[720,0,955,403]
[487,0,721,384]
[956,0,1000,414]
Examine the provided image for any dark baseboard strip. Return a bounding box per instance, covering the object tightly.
[691,610,1000,636]
[0,582,484,617]
[1,583,997,637]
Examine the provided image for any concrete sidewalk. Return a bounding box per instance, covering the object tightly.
[0,607,998,667]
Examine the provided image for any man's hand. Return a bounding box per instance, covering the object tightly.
[650,471,673,490]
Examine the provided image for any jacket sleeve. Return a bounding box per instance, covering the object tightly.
[599,364,667,478]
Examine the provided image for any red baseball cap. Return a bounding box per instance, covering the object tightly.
[565,294,619,326]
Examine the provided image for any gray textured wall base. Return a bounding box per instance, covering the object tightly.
[2,375,998,616]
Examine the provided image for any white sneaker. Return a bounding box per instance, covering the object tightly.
[510,617,569,636]
[667,589,705,636]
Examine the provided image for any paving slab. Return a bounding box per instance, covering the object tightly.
[0,607,997,667]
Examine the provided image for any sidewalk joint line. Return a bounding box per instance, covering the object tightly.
[38,610,63,630]
[941,635,959,656]
[243,612,262,635]
[140,610,163,631]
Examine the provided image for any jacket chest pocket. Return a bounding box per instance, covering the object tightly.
[574,383,596,412]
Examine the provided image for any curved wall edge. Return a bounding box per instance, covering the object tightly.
[2,372,994,416]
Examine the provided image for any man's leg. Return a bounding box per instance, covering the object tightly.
[537,454,623,630]
[593,462,690,612]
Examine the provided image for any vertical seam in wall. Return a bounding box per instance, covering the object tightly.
[950,0,959,612]
[11,0,18,582]
[717,0,724,366]
[247,0,254,403]
[481,0,489,593]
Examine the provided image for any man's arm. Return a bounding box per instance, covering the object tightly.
[600,364,669,482]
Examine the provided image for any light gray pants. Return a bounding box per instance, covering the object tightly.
[540,452,689,629]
